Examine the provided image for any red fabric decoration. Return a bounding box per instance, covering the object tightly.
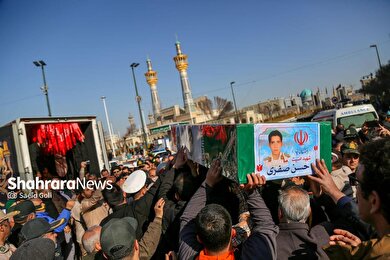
[201,125,228,144]
[31,123,85,156]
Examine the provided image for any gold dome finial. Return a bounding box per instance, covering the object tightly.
[174,39,188,72]
[145,58,158,86]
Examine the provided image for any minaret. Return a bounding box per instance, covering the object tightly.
[144,58,162,122]
[128,114,136,128]
[127,114,136,135]
[173,41,195,117]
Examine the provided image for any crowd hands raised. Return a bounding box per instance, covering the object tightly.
[1,128,390,259]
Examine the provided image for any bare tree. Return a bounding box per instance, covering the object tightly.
[215,97,233,119]
[196,97,213,117]
[197,96,233,120]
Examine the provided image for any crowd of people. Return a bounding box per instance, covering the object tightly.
[1,114,390,260]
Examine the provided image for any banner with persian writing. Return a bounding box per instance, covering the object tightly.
[254,123,320,180]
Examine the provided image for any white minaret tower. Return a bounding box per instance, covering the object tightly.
[173,41,195,118]
[144,58,162,122]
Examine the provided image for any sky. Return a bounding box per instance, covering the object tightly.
[1,0,389,136]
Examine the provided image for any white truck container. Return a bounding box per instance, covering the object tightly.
[311,104,379,130]
[0,116,109,181]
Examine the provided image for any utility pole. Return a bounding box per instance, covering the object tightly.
[33,60,52,116]
[130,63,148,151]
[101,96,116,158]
[230,81,239,123]
[370,44,382,69]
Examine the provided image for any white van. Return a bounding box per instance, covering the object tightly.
[311,104,379,130]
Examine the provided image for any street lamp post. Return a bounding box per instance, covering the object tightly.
[33,60,52,117]
[101,96,117,158]
[130,63,148,151]
[370,44,382,69]
[230,81,239,123]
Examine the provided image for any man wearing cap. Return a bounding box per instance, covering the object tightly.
[19,217,65,259]
[100,217,140,260]
[33,197,75,258]
[10,237,56,260]
[7,200,36,246]
[137,160,151,172]
[341,142,360,174]
[343,126,361,146]
[121,170,153,203]
[100,198,165,260]
[0,210,19,259]
[101,171,162,239]
[341,142,360,201]
[19,217,65,244]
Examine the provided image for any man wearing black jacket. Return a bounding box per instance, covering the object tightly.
[154,148,201,257]
[178,160,279,259]
[100,177,161,240]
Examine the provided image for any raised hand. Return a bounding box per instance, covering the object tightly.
[307,159,344,203]
[305,175,322,198]
[187,159,199,177]
[165,251,177,260]
[66,200,76,211]
[329,229,361,247]
[240,173,266,193]
[154,198,165,219]
[205,159,223,187]
[80,161,87,169]
[379,125,390,137]
[173,146,187,169]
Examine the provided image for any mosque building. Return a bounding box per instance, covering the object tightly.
[121,40,363,151]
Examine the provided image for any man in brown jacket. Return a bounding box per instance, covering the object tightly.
[309,137,390,259]
[81,188,109,229]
